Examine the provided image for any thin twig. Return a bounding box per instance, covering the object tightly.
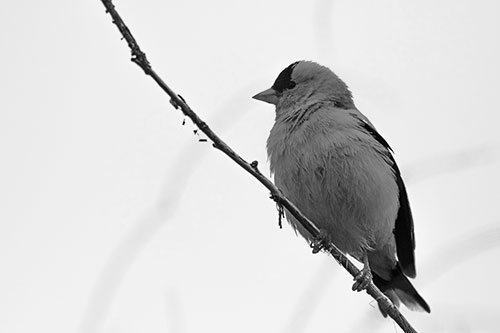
[99,1,418,332]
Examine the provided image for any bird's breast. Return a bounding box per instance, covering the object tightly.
[266,108,399,255]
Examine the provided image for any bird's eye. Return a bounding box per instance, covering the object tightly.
[288,81,296,89]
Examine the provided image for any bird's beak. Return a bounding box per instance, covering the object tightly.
[252,88,279,105]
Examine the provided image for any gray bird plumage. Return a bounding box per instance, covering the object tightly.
[253,61,430,314]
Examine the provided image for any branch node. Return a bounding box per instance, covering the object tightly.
[198,121,208,130]
[170,94,186,110]
[250,160,262,176]
[170,98,180,110]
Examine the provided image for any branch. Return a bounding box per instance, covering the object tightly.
[99,1,418,332]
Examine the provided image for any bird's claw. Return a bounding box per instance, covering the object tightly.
[352,267,372,292]
[310,229,330,254]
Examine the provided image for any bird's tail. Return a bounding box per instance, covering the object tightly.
[372,265,430,316]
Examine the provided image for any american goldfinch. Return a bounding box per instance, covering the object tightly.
[253,61,430,314]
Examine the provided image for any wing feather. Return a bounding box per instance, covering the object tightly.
[354,116,417,278]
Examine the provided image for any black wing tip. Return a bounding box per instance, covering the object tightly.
[373,268,431,315]
[402,264,416,279]
[394,177,417,279]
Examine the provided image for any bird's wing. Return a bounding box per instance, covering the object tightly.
[351,112,417,278]
[348,108,376,129]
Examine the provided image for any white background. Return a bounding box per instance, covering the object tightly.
[1,0,500,332]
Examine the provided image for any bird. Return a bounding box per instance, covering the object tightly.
[252,60,430,314]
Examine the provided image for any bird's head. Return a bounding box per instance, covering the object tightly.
[253,61,354,111]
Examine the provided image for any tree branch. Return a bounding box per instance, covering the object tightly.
[99,1,419,332]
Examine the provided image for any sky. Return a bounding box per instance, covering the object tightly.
[1,0,500,332]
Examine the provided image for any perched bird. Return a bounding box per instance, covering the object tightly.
[253,61,430,314]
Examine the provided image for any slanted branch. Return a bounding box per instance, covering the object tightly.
[99,1,419,332]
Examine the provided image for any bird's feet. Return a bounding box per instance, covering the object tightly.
[310,229,331,254]
[352,266,372,292]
